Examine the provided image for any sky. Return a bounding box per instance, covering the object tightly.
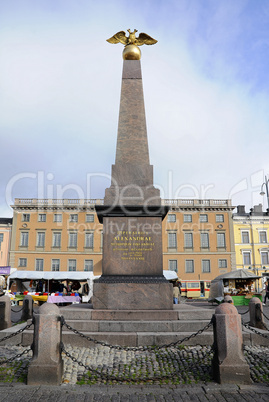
[1,0,269,217]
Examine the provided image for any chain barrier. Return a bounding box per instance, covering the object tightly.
[11,307,24,313]
[0,321,33,344]
[238,309,249,315]
[262,309,269,323]
[61,343,214,383]
[0,347,32,366]
[242,322,269,339]
[61,317,213,352]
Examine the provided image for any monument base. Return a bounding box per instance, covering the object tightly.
[93,281,173,310]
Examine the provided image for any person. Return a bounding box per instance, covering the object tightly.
[263,280,269,306]
[173,283,179,304]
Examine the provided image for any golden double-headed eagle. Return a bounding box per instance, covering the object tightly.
[107,29,157,46]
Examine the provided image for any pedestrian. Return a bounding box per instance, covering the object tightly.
[263,280,269,306]
[173,283,179,304]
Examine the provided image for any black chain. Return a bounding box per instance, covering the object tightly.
[62,344,210,383]
[0,347,32,366]
[242,322,269,339]
[238,309,249,315]
[0,321,33,343]
[11,307,24,313]
[262,309,269,322]
[62,317,213,351]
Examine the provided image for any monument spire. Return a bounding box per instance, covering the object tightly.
[104,29,160,206]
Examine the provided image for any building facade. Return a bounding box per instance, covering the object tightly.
[233,204,269,287]
[10,198,235,283]
[0,217,12,275]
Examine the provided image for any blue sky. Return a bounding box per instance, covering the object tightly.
[1,0,269,216]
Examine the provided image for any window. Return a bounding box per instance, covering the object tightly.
[259,231,267,243]
[85,232,94,248]
[0,233,3,248]
[54,214,62,222]
[84,259,93,271]
[184,214,192,223]
[86,214,94,222]
[217,233,226,248]
[168,260,178,272]
[70,214,78,222]
[100,231,103,249]
[216,214,224,223]
[168,232,177,248]
[185,260,194,273]
[241,231,250,244]
[200,214,208,222]
[35,259,44,271]
[38,214,46,222]
[52,232,61,247]
[19,258,27,267]
[68,259,76,271]
[261,252,269,265]
[36,232,45,247]
[184,232,193,248]
[218,259,227,268]
[243,252,251,266]
[51,259,60,271]
[22,214,30,222]
[20,232,29,247]
[202,260,211,273]
[200,232,209,248]
[167,214,176,223]
[69,232,77,248]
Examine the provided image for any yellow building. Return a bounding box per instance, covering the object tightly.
[233,204,269,290]
[10,198,235,292]
[0,217,12,276]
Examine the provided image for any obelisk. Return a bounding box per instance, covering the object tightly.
[93,30,172,310]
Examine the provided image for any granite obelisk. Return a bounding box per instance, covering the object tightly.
[93,30,172,310]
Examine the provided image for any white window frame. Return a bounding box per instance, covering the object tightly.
[20,231,29,247]
[218,259,227,268]
[167,214,176,223]
[70,214,78,222]
[69,232,77,248]
[216,214,224,222]
[22,214,30,222]
[261,251,269,265]
[51,259,60,271]
[36,232,45,247]
[243,251,251,266]
[184,232,193,248]
[68,259,77,271]
[54,214,62,222]
[84,259,93,271]
[38,214,46,222]
[185,259,194,273]
[86,214,94,222]
[199,214,208,222]
[184,214,192,223]
[35,259,44,271]
[259,230,267,244]
[200,232,209,248]
[85,232,94,248]
[217,232,226,248]
[52,232,61,247]
[19,258,27,267]
[241,231,250,244]
[168,259,178,272]
[168,232,177,248]
[202,259,211,273]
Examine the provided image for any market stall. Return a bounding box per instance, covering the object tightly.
[7,271,100,305]
[208,269,262,306]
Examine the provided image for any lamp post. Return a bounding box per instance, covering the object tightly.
[260,175,269,209]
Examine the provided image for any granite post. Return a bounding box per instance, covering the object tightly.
[27,303,63,385]
[249,297,265,330]
[212,303,251,384]
[21,295,33,322]
[93,54,172,310]
[0,296,11,330]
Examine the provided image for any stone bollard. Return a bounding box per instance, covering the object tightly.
[21,295,33,322]
[223,295,234,304]
[249,297,265,330]
[0,296,11,330]
[212,303,251,384]
[27,303,63,385]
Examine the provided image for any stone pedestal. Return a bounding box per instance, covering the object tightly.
[249,297,265,329]
[212,303,251,384]
[0,296,11,330]
[27,303,63,385]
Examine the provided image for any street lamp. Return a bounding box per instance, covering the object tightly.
[260,175,269,209]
